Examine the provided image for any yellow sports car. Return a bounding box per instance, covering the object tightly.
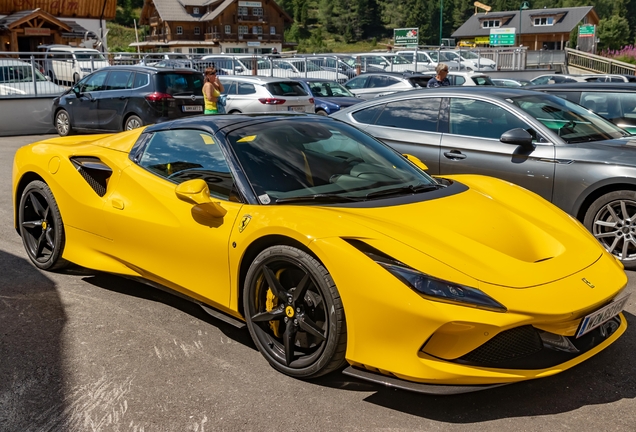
[12,115,629,394]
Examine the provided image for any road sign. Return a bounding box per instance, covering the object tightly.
[489,27,516,46]
[394,28,419,46]
[579,24,595,38]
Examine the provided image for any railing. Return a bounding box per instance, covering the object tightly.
[565,48,636,75]
[237,14,269,22]
[471,47,527,70]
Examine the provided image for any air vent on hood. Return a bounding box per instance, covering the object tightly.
[70,157,113,197]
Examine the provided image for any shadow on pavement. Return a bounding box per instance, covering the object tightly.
[0,250,67,430]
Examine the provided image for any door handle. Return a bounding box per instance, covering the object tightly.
[443,150,467,160]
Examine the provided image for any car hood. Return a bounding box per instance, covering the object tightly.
[313,176,603,288]
[315,96,362,108]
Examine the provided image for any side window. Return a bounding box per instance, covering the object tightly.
[548,91,580,104]
[449,98,530,139]
[581,92,613,118]
[105,71,133,90]
[375,98,441,132]
[532,76,550,85]
[618,93,636,119]
[454,76,466,85]
[138,130,237,201]
[345,76,367,89]
[351,104,385,124]
[222,81,237,95]
[368,76,396,88]
[133,72,150,89]
[80,71,108,92]
[238,82,256,95]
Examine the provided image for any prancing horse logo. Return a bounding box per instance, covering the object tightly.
[582,278,595,288]
[238,215,252,233]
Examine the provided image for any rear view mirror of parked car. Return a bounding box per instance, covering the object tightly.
[500,128,534,148]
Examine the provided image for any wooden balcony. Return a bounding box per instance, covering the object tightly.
[237,14,268,23]
[205,33,283,43]
[149,16,160,26]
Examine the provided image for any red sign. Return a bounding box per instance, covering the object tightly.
[24,28,52,36]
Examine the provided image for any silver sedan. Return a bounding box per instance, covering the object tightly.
[332,87,636,269]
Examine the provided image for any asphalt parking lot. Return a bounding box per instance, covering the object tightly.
[1,134,636,431]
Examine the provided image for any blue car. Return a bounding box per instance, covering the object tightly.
[296,78,363,115]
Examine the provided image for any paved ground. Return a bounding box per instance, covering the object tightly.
[1,135,635,431]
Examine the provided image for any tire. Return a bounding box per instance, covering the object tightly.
[228,110,241,114]
[124,115,143,131]
[583,190,636,270]
[244,245,347,379]
[72,73,80,85]
[18,181,68,271]
[316,109,329,116]
[55,109,73,137]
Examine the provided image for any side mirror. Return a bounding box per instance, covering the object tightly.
[72,86,81,96]
[175,179,227,218]
[403,154,429,171]
[500,128,534,147]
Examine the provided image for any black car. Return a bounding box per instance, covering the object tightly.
[531,82,636,134]
[52,65,205,136]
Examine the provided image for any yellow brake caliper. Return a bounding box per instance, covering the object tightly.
[263,269,286,338]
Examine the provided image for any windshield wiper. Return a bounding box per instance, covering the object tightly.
[365,183,444,199]
[275,193,362,204]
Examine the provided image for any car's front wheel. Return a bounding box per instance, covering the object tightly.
[124,115,143,131]
[55,109,73,136]
[244,245,347,379]
[18,181,68,270]
[584,190,636,270]
[316,109,329,116]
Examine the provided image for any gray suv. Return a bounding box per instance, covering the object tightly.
[332,87,636,269]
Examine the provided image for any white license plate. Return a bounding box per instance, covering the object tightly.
[182,105,202,112]
[288,106,305,112]
[576,294,630,338]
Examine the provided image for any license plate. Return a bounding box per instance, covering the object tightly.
[288,106,305,112]
[576,294,630,338]
[182,105,202,112]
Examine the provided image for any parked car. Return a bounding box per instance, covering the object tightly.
[492,78,532,87]
[39,44,109,84]
[396,50,463,71]
[579,74,636,83]
[271,58,349,82]
[531,82,636,133]
[332,86,636,268]
[352,53,432,73]
[0,59,66,96]
[13,114,628,391]
[420,71,495,86]
[446,50,497,70]
[296,55,380,80]
[199,54,271,76]
[529,74,590,85]
[295,78,362,115]
[52,65,204,136]
[139,53,190,66]
[218,75,314,114]
[343,72,431,100]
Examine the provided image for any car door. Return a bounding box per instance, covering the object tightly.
[97,70,133,131]
[220,79,237,111]
[344,75,369,98]
[71,70,108,129]
[362,97,443,172]
[439,97,555,201]
[102,129,243,307]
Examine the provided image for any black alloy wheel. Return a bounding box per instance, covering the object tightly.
[19,181,68,270]
[244,245,347,379]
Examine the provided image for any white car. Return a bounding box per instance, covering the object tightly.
[440,50,497,71]
[270,59,349,82]
[396,50,464,71]
[218,76,314,114]
[199,54,272,76]
[0,59,66,96]
[39,45,109,84]
[351,53,432,73]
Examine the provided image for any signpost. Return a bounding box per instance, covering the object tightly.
[489,28,516,46]
[578,24,595,37]
[577,24,597,53]
[394,28,419,46]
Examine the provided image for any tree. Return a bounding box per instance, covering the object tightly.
[597,15,630,50]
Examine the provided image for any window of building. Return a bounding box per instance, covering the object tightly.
[534,17,554,26]
[193,7,199,14]
[194,27,200,35]
[225,25,231,34]
[238,6,248,15]
[238,25,248,35]
[176,26,183,35]
[253,26,262,35]
[253,7,263,16]
[482,20,500,28]
[270,26,276,35]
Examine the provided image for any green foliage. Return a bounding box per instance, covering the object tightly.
[597,15,630,50]
[107,22,144,52]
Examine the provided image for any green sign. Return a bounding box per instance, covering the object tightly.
[579,24,595,37]
[394,28,419,45]
[489,28,516,46]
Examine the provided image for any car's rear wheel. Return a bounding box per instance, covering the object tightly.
[72,73,80,85]
[18,181,68,271]
[584,190,636,270]
[228,110,241,114]
[55,109,73,136]
[244,245,347,379]
[316,109,328,116]
[124,115,143,131]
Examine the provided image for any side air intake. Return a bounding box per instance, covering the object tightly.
[70,157,113,197]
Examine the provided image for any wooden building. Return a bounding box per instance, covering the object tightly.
[0,0,117,52]
[136,0,293,54]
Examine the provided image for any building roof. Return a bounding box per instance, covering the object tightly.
[451,6,597,38]
[145,0,292,24]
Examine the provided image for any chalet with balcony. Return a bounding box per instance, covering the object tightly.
[136,0,292,54]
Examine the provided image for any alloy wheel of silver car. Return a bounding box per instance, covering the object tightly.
[55,110,71,136]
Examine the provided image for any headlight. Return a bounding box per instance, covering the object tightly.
[379,262,507,312]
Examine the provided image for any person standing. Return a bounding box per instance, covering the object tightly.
[203,67,224,114]
[427,63,451,88]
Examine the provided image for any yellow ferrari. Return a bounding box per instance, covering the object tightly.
[12,115,629,394]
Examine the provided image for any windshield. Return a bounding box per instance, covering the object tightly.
[508,94,629,143]
[307,81,354,97]
[340,57,357,68]
[461,51,480,59]
[388,55,411,65]
[240,58,271,70]
[227,119,439,204]
[75,52,107,61]
[289,61,322,72]
[0,65,47,82]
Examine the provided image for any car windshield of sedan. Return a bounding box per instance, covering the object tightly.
[389,55,412,65]
[227,120,440,204]
[308,81,354,97]
[508,94,630,143]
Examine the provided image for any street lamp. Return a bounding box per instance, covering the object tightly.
[519,1,530,47]
[439,0,444,46]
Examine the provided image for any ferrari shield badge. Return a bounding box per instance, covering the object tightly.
[238,215,252,233]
